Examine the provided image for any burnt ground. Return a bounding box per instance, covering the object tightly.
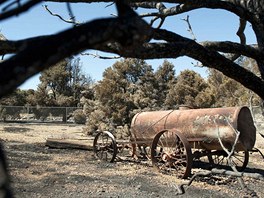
[1,122,264,198]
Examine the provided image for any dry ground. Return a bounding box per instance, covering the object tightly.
[0,122,264,198]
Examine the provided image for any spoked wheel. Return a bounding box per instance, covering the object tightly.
[192,149,214,170]
[93,131,117,163]
[151,129,193,179]
[208,150,249,171]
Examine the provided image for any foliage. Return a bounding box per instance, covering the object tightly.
[32,57,94,107]
[155,60,177,109]
[0,89,28,120]
[206,57,261,107]
[73,109,86,124]
[84,59,209,136]
[95,59,154,125]
[1,0,264,102]
[0,107,20,121]
[1,2,264,195]
[129,60,159,110]
[166,70,212,108]
[84,58,160,134]
[84,108,114,135]
[0,89,28,106]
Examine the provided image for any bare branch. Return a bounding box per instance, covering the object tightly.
[0,1,152,98]
[93,43,264,99]
[149,16,165,29]
[229,18,247,61]
[236,18,246,45]
[44,5,82,25]
[105,2,114,8]
[66,2,77,25]
[200,41,262,60]
[211,168,264,180]
[181,15,196,41]
[46,0,256,22]
[0,1,263,100]
[81,52,120,59]
[177,168,264,195]
[213,115,253,192]
[213,116,240,160]
[0,0,42,21]
[175,171,211,195]
[176,115,261,196]
[2,0,21,11]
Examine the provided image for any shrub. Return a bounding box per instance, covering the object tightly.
[73,109,86,124]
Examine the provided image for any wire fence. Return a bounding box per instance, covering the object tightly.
[0,105,83,123]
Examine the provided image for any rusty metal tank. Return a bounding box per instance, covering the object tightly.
[130,106,256,151]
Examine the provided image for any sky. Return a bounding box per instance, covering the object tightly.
[0,2,256,90]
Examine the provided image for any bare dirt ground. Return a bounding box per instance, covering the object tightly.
[1,122,264,198]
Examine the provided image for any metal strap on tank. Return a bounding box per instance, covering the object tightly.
[139,109,175,134]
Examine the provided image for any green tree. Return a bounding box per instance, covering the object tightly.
[0,89,28,106]
[130,60,158,110]
[1,1,264,102]
[207,58,261,107]
[68,58,93,105]
[95,59,142,126]
[3,2,264,194]
[34,58,94,107]
[86,58,158,134]
[0,89,29,121]
[166,70,212,108]
[155,60,177,109]
[28,58,94,122]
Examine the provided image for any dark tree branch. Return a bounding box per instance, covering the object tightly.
[66,2,76,24]
[181,15,196,41]
[1,27,263,99]
[200,42,262,60]
[152,30,264,99]
[0,0,152,98]
[177,168,264,196]
[81,52,121,59]
[0,0,263,99]
[0,0,42,21]
[0,143,13,197]
[91,28,264,99]
[236,18,246,45]
[1,1,264,197]
[99,41,264,98]
[45,0,255,21]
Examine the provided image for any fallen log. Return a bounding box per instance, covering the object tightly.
[45,138,93,151]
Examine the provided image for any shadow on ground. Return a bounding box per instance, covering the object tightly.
[3,126,31,133]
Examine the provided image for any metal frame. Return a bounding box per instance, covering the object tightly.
[93,129,250,178]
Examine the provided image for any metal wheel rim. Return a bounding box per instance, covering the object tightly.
[208,150,249,171]
[151,129,193,179]
[93,131,117,163]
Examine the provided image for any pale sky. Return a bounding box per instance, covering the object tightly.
[0,2,256,90]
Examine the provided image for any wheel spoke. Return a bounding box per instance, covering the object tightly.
[93,131,117,163]
[233,155,244,163]
[208,150,249,171]
[151,130,192,179]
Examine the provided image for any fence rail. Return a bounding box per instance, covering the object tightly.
[0,105,83,123]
